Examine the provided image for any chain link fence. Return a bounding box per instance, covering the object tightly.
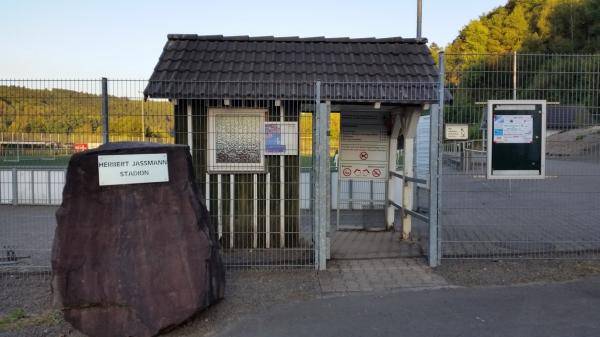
[440,53,600,259]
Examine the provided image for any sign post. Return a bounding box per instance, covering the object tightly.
[487,100,546,179]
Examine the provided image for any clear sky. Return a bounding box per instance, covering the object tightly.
[1,0,506,79]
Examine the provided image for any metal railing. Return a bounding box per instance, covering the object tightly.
[388,170,429,223]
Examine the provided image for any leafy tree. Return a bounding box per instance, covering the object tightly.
[429,42,441,65]
[432,0,600,126]
[0,85,173,142]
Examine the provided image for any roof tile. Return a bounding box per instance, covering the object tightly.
[146,34,441,102]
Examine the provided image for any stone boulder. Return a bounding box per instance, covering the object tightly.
[52,142,225,337]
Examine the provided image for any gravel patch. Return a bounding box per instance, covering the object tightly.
[434,259,600,287]
[0,269,320,337]
[162,270,320,337]
[0,273,69,337]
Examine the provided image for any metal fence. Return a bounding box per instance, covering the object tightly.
[2,53,598,280]
[0,78,441,275]
[0,79,321,271]
[440,53,600,259]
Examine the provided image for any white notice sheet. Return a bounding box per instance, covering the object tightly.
[493,115,533,144]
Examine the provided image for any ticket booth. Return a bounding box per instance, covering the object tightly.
[145,34,443,266]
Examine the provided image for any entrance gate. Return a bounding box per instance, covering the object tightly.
[312,81,445,269]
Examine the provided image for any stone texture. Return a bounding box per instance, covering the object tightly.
[51,142,225,337]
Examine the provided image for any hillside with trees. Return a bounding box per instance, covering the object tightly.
[0,85,173,143]
[438,0,600,129]
[445,0,600,54]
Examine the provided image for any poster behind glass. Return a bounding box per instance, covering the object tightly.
[208,108,265,172]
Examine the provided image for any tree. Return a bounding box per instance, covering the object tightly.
[446,0,598,54]
[429,42,441,65]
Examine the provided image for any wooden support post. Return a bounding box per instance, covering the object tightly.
[253,173,258,249]
[187,102,193,156]
[230,174,234,249]
[280,106,286,248]
[401,108,422,240]
[205,173,210,212]
[266,172,271,248]
[386,113,402,229]
[217,174,222,239]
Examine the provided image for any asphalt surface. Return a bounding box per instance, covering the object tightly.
[215,277,600,337]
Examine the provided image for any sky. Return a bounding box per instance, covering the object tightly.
[0,0,506,79]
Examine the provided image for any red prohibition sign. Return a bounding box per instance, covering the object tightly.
[342,168,352,176]
[372,169,381,177]
[359,152,368,160]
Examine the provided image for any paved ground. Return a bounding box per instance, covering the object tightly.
[331,231,421,259]
[0,206,55,268]
[436,158,600,258]
[0,257,446,337]
[319,258,447,293]
[214,276,600,337]
[4,258,600,336]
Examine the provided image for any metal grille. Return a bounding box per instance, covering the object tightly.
[440,53,600,259]
[1,78,442,275]
[178,84,315,269]
[0,80,319,271]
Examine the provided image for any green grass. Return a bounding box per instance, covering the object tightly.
[0,308,61,331]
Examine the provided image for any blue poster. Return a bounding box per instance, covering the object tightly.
[265,124,286,154]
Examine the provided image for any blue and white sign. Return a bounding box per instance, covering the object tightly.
[264,122,298,155]
[493,115,533,144]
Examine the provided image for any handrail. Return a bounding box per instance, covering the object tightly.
[388,200,429,223]
[389,170,428,185]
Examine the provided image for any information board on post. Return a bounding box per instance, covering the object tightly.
[98,153,169,186]
[487,100,546,179]
[339,111,389,181]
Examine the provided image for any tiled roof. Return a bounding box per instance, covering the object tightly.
[145,35,442,103]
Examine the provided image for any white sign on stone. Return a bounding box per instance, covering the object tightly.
[98,153,169,186]
[445,124,469,140]
[339,111,389,181]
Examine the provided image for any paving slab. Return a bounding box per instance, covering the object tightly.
[318,258,448,294]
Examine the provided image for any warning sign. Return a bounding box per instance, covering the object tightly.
[339,111,389,181]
